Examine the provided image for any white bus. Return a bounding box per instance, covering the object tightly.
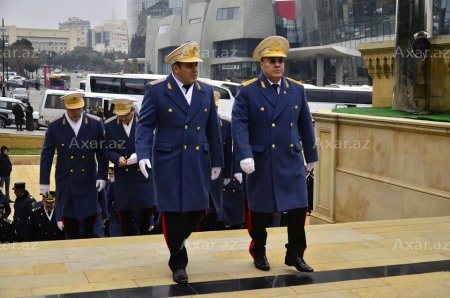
[84,73,235,118]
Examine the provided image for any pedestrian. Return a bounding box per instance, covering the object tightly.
[0,203,15,243]
[39,91,108,239]
[136,41,223,284]
[232,36,318,273]
[25,103,34,131]
[104,96,156,236]
[25,191,65,241]
[0,145,12,200]
[12,182,36,242]
[12,102,24,131]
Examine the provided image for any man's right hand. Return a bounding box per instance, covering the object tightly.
[40,184,50,196]
[57,221,64,231]
[139,159,152,178]
[240,158,255,174]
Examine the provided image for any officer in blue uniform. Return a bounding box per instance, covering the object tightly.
[232,36,318,273]
[40,92,108,239]
[136,41,223,285]
[12,182,36,242]
[26,192,65,241]
[105,96,156,236]
[0,203,15,243]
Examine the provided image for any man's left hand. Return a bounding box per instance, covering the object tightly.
[126,153,137,165]
[306,162,317,172]
[211,167,221,180]
[96,179,106,192]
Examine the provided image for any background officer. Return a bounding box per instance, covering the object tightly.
[105,96,156,236]
[40,92,108,239]
[136,41,223,285]
[12,182,36,242]
[26,191,65,241]
[232,36,318,273]
[0,203,15,243]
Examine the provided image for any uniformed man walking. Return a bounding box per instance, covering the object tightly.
[25,191,65,241]
[12,182,36,242]
[232,36,318,272]
[136,41,223,284]
[105,96,156,236]
[40,92,108,239]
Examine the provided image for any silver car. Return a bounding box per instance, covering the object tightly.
[11,88,29,103]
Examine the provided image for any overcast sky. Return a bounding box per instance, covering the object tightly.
[1,0,127,29]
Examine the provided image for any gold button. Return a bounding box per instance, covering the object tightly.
[232,189,236,192]
[195,146,200,151]
[61,144,65,147]
[290,144,294,148]
[70,155,74,159]
[168,108,173,112]
[184,145,187,149]
[70,169,73,173]
[82,169,85,172]
[126,168,129,172]
[197,126,201,131]
[272,144,276,149]
[137,168,140,171]
[184,125,188,129]
[294,105,298,110]
[204,108,208,112]
[260,107,265,112]
[272,123,276,128]
[290,123,294,127]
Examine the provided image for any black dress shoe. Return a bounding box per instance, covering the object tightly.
[172,268,188,284]
[254,255,270,271]
[285,256,314,272]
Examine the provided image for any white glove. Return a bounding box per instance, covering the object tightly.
[126,153,137,165]
[40,184,50,196]
[57,221,64,231]
[96,179,106,192]
[211,167,221,180]
[223,178,231,186]
[139,159,152,178]
[234,173,243,184]
[240,158,255,174]
[306,161,317,172]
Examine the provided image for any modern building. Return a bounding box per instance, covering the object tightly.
[4,26,81,53]
[91,20,129,53]
[58,17,91,47]
[140,0,450,85]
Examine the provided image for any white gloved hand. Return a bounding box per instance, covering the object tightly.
[211,167,221,180]
[40,184,50,196]
[126,153,137,165]
[234,173,243,184]
[96,179,106,192]
[306,161,317,172]
[139,159,152,178]
[223,178,231,186]
[240,158,255,174]
[57,221,64,231]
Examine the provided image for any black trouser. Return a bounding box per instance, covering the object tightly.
[161,211,206,272]
[120,208,154,236]
[197,212,218,231]
[63,215,98,239]
[247,208,308,259]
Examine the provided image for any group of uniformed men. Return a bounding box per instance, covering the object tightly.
[36,35,318,285]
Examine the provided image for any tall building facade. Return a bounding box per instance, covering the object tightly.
[91,20,129,53]
[58,17,91,47]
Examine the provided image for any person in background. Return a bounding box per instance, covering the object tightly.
[25,103,34,131]
[0,145,12,201]
[26,191,65,241]
[135,41,223,285]
[0,203,15,243]
[12,102,24,131]
[232,36,318,273]
[12,182,36,242]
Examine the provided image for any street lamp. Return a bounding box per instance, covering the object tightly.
[1,18,6,97]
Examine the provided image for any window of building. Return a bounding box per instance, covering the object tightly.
[189,18,202,24]
[158,24,172,35]
[214,39,261,58]
[216,7,239,20]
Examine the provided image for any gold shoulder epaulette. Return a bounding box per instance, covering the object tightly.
[51,115,64,124]
[86,114,101,122]
[105,115,117,124]
[242,78,258,87]
[287,77,303,86]
[151,77,166,86]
